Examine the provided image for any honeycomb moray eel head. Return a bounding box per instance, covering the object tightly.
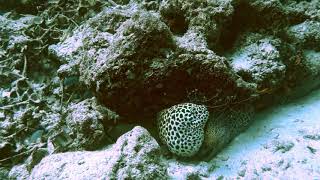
[157,103,209,157]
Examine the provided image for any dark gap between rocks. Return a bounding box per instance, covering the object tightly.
[214,2,256,54]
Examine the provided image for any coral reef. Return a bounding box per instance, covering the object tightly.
[0,0,107,169]
[157,103,209,157]
[1,0,320,178]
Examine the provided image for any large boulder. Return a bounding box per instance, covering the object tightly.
[29,126,168,179]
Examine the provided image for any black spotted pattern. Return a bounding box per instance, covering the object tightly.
[157,103,209,157]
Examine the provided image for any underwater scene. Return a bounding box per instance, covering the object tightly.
[0,0,320,179]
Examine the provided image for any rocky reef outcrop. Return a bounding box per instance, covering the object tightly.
[1,0,320,178]
[47,0,320,159]
[49,2,256,120]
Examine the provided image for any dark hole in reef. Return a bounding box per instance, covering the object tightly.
[113,0,130,5]
[237,70,254,82]
[0,143,14,160]
[164,13,188,35]
[215,1,306,55]
[134,145,142,152]
[214,2,256,54]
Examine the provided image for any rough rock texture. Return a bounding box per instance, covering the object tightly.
[65,97,113,150]
[286,0,320,21]
[29,126,168,179]
[159,0,234,47]
[0,14,35,34]
[284,50,320,99]
[233,0,308,28]
[0,0,44,13]
[48,0,320,122]
[175,29,211,54]
[0,14,34,71]
[49,3,254,120]
[51,97,119,151]
[8,164,29,180]
[286,20,320,51]
[228,33,286,90]
[280,20,320,99]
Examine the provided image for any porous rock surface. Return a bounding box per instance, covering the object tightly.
[49,1,255,120]
[8,164,29,179]
[286,20,320,51]
[48,0,320,121]
[0,14,35,69]
[29,126,168,180]
[278,19,320,99]
[228,33,286,90]
[64,97,119,151]
[44,97,119,153]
